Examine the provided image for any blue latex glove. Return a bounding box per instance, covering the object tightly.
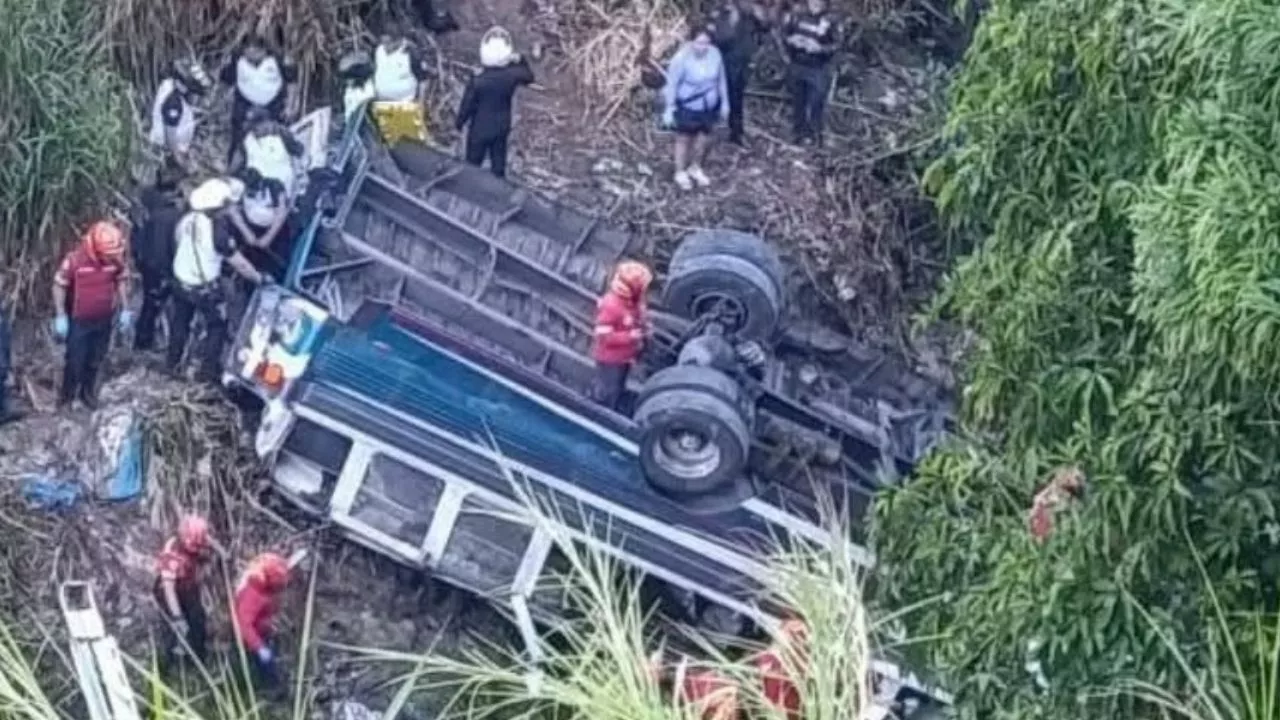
[53,315,69,339]
[256,647,274,665]
[662,107,675,128]
[117,310,134,331]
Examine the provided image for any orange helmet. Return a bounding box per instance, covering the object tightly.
[84,221,125,261]
[245,552,290,591]
[177,514,210,552]
[609,261,653,299]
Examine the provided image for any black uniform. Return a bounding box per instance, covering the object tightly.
[167,214,238,383]
[132,185,183,351]
[708,3,768,145]
[782,8,838,144]
[456,58,535,178]
[235,172,294,282]
[220,49,298,165]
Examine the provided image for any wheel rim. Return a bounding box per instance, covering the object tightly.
[690,292,747,333]
[653,427,722,481]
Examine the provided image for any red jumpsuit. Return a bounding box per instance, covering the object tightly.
[234,575,280,685]
[591,289,646,410]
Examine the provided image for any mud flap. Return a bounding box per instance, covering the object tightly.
[255,399,296,458]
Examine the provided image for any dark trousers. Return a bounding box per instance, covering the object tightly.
[154,582,208,672]
[0,365,8,419]
[167,285,226,382]
[229,93,287,165]
[241,641,280,696]
[464,131,510,178]
[788,63,832,143]
[592,362,631,412]
[134,266,170,351]
[61,317,112,405]
[724,58,749,144]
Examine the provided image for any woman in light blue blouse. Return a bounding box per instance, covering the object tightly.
[662,28,730,190]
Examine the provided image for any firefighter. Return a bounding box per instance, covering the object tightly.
[52,221,132,409]
[153,514,213,671]
[781,0,839,146]
[753,617,806,720]
[647,617,807,720]
[234,552,291,689]
[370,35,432,144]
[167,178,269,383]
[221,39,298,166]
[147,58,213,170]
[132,164,186,352]
[456,27,535,178]
[591,261,653,411]
[647,649,741,720]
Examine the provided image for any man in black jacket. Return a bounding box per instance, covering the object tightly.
[707,1,770,147]
[132,165,186,352]
[782,0,839,146]
[456,41,535,179]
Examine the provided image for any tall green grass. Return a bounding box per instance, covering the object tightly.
[0,0,132,309]
[1111,530,1280,720]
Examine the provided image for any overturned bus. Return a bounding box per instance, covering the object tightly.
[224,108,953,717]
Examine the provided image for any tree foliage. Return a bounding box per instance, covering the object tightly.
[874,0,1280,717]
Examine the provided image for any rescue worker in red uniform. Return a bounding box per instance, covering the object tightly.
[648,650,741,720]
[52,222,132,409]
[591,261,653,411]
[153,515,213,671]
[753,618,805,720]
[647,617,807,720]
[234,552,290,689]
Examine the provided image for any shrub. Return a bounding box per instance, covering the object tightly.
[875,0,1280,717]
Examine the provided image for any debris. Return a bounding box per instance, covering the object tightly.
[333,699,381,720]
[21,474,82,511]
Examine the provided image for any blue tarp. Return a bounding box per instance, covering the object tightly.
[21,475,82,511]
[104,419,144,502]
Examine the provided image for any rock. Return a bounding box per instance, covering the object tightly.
[591,157,624,174]
[333,700,380,720]
[636,162,653,177]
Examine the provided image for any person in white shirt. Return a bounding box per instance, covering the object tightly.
[369,35,431,144]
[167,178,268,383]
[147,59,212,170]
[337,50,376,126]
[220,39,298,166]
[237,112,307,202]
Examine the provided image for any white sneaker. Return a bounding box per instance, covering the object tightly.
[687,165,711,187]
[674,170,693,190]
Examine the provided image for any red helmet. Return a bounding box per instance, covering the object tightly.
[177,514,210,552]
[246,552,290,591]
[84,221,125,261]
[609,261,653,299]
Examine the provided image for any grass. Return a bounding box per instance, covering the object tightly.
[1108,528,1280,720]
[0,0,132,310]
